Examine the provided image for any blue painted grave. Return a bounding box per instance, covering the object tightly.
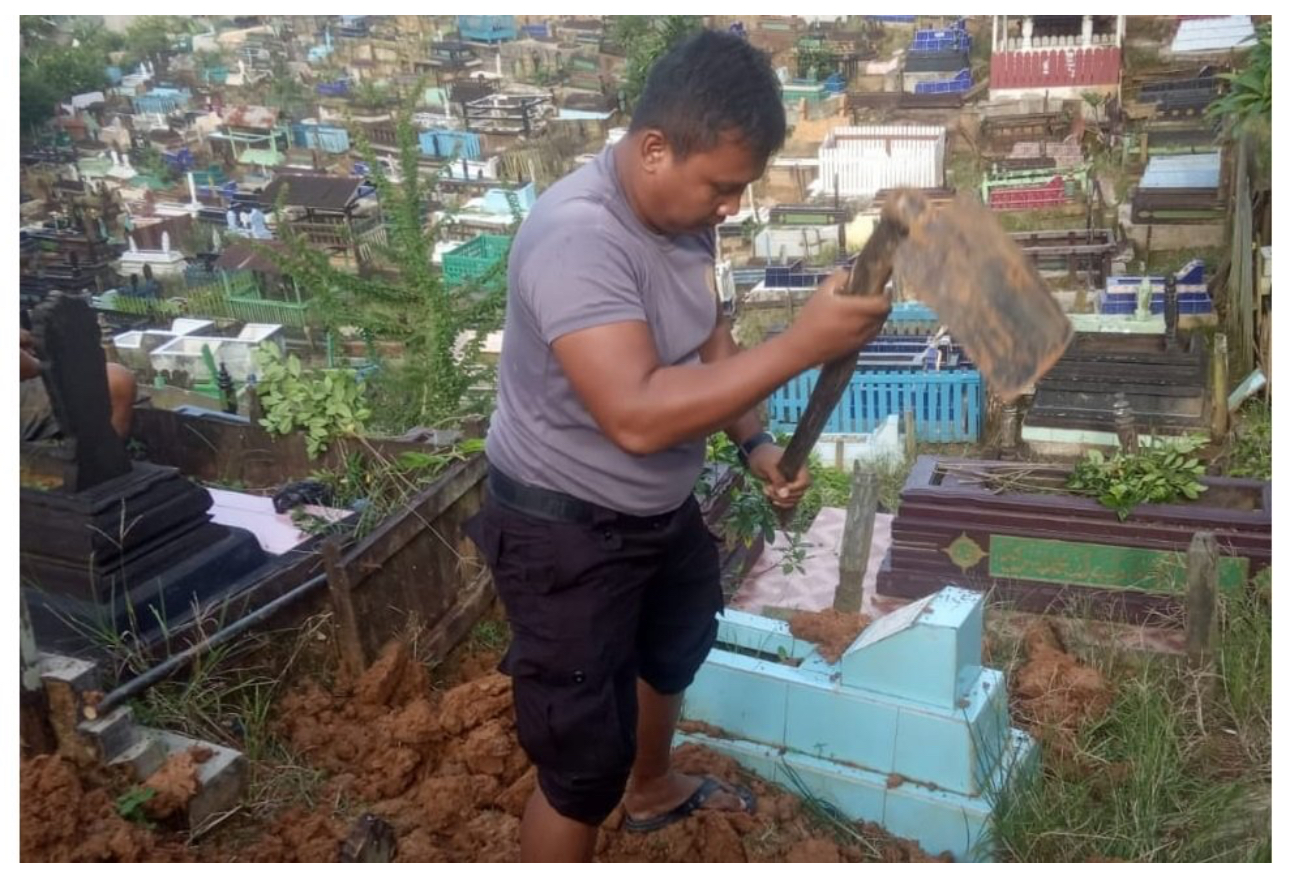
[679,587,1036,860]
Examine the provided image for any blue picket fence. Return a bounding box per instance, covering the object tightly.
[911,20,969,52]
[884,301,940,333]
[457,15,517,43]
[1098,292,1214,315]
[133,88,191,114]
[765,258,852,288]
[291,123,351,153]
[316,80,350,97]
[1101,259,1212,314]
[914,68,972,95]
[419,129,482,160]
[769,368,983,442]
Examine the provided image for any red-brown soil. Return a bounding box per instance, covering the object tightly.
[22,641,947,862]
[789,610,874,663]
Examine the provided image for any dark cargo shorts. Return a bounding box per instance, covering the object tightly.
[462,469,723,826]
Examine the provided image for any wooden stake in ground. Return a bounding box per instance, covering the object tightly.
[834,464,878,613]
[1211,333,1230,438]
[1185,532,1220,679]
[323,539,369,683]
[999,399,1020,460]
[903,408,917,464]
[1112,393,1139,455]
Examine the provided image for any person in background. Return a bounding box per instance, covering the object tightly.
[20,327,137,442]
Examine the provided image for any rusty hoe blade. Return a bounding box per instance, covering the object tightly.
[893,194,1073,401]
[772,189,1072,527]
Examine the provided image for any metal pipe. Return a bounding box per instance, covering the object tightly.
[96,571,328,716]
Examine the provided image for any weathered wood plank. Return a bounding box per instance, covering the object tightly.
[834,467,878,613]
[323,539,369,680]
[1185,532,1219,672]
[339,454,487,587]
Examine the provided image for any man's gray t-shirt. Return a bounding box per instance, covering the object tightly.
[485,146,718,515]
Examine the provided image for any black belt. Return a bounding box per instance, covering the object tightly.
[486,466,683,530]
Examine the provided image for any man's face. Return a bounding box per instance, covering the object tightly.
[642,131,765,235]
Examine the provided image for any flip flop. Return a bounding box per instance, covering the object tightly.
[623,776,757,834]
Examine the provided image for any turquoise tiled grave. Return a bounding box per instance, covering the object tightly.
[678,588,1037,861]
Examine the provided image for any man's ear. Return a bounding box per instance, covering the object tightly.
[638,129,671,175]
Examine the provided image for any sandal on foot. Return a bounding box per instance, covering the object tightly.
[623,776,757,834]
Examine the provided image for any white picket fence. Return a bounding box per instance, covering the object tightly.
[817,125,946,198]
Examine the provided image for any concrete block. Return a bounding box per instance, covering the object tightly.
[891,673,1007,797]
[150,730,248,828]
[685,652,789,747]
[39,654,103,762]
[882,776,990,860]
[678,733,889,834]
[715,610,817,661]
[38,654,101,695]
[110,732,168,779]
[78,705,138,762]
[785,682,899,772]
[686,586,1037,859]
[840,589,984,710]
[813,416,904,470]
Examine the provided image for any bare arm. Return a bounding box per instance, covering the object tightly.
[552,321,813,455]
[552,275,890,456]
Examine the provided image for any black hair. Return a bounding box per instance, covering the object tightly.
[629,29,786,164]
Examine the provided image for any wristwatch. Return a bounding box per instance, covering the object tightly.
[736,431,775,467]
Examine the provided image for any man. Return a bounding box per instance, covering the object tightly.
[21,327,137,442]
[464,30,891,861]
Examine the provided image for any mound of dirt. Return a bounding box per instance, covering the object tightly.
[23,638,953,862]
[20,755,191,862]
[236,807,350,863]
[143,746,211,821]
[1013,621,1113,739]
[789,610,873,663]
[252,641,946,863]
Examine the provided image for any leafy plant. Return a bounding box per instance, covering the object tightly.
[778,531,809,575]
[264,106,508,434]
[608,16,703,110]
[697,433,779,549]
[288,506,336,538]
[1206,23,1271,134]
[796,40,839,81]
[19,21,118,134]
[255,343,371,459]
[114,786,157,827]
[696,433,855,574]
[1066,436,1209,520]
[123,16,186,67]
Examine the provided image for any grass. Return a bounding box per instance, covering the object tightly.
[733,306,792,348]
[465,618,510,654]
[946,151,983,196]
[1220,399,1271,480]
[304,436,484,540]
[1091,149,1135,206]
[112,610,340,823]
[1128,246,1227,279]
[994,209,1090,233]
[984,578,1272,862]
